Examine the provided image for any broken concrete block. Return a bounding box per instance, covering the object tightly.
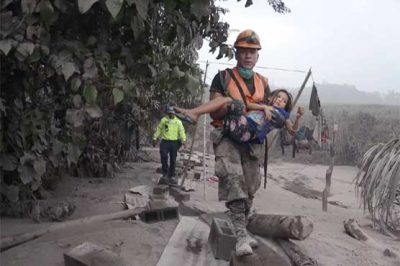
[140,198,179,223]
[149,198,178,210]
[64,242,127,266]
[208,218,236,261]
[153,185,169,195]
[169,186,190,202]
[193,172,201,180]
[124,193,149,210]
[149,193,169,200]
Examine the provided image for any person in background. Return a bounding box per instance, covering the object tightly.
[153,106,186,185]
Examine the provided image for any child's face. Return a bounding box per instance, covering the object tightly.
[272,91,289,109]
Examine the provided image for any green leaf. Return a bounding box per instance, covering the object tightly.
[190,0,209,21]
[130,15,143,40]
[16,42,36,58]
[85,106,103,118]
[20,152,35,165]
[133,0,148,20]
[18,163,35,185]
[33,159,46,177]
[66,143,81,167]
[0,98,5,113]
[0,153,18,171]
[65,109,84,127]
[82,84,98,105]
[28,48,41,63]
[112,88,124,105]
[82,57,98,79]
[39,0,54,27]
[77,0,99,14]
[62,62,76,81]
[0,39,17,56]
[6,185,19,203]
[105,0,124,19]
[171,66,185,79]
[1,0,13,9]
[71,77,82,92]
[185,72,200,90]
[21,0,37,14]
[72,94,83,108]
[147,64,157,77]
[164,0,176,11]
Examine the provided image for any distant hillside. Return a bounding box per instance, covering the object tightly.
[291,82,399,105]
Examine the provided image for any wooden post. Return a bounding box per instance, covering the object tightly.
[180,61,209,188]
[247,214,314,240]
[322,123,337,211]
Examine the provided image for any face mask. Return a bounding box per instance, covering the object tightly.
[238,67,254,80]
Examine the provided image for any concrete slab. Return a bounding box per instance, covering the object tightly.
[64,241,127,266]
[124,193,149,210]
[169,187,190,202]
[157,216,228,266]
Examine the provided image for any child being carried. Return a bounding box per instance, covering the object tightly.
[175,89,304,144]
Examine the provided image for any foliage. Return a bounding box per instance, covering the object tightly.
[354,138,400,234]
[0,0,289,216]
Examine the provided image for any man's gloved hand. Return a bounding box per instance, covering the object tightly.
[152,139,158,147]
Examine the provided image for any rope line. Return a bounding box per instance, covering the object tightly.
[197,60,307,73]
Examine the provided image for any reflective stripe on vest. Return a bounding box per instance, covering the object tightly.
[211,67,268,128]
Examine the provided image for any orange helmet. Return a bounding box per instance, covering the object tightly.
[234,29,261,50]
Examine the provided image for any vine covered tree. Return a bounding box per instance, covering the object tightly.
[0,0,289,216]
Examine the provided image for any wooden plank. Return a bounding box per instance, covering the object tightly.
[1,208,144,251]
[157,216,228,266]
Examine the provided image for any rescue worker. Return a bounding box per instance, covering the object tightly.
[153,106,187,185]
[208,29,271,256]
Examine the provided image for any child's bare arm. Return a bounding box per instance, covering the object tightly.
[247,102,273,121]
[285,107,304,136]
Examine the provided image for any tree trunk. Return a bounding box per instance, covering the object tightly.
[343,219,398,258]
[1,208,143,252]
[247,214,313,240]
[276,239,319,266]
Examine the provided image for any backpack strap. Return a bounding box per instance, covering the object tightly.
[226,68,248,106]
[219,70,231,93]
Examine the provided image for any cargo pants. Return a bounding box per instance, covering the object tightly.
[211,128,264,240]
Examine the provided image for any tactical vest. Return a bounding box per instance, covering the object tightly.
[211,67,269,128]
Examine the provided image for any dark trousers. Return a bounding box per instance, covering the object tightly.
[160,140,180,178]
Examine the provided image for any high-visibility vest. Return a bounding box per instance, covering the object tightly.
[211,67,269,127]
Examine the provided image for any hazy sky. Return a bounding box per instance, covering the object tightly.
[198,0,400,94]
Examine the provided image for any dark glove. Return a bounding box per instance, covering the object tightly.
[271,109,286,129]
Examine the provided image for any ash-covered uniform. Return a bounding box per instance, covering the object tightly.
[210,67,270,204]
[209,67,270,241]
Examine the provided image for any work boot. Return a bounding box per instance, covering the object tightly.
[246,232,258,248]
[235,235,253,256]
[245,211,258,248]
